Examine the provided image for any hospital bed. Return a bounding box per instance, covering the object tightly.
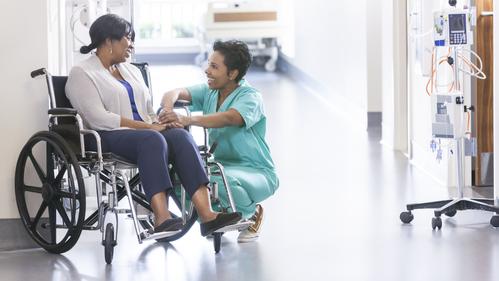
[196,0,284,71]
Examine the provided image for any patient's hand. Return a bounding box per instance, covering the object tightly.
[150,123,167,132]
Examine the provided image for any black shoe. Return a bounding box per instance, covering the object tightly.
[154,217,183,233]
[200,212,242,236]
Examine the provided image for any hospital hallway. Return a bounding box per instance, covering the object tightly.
[2,65,499,281]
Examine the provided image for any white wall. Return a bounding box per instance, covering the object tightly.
[494,0,499,202]
[0,1,51,218]
[366,0,382,112]
[286,0,368,128]
[381,0,408,152]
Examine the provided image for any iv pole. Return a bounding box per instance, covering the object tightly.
[399,0,499,229]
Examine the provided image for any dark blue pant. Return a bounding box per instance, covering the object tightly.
[85,128,209,202]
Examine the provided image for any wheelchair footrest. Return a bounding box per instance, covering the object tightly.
[213,220,253,233]
[140,230,181,241]
[136,215,152,220]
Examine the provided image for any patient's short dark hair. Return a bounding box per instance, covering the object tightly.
[80,14,135,54]
[213,40,252,82]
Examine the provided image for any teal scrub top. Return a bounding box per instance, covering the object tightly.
[187,80,277,181]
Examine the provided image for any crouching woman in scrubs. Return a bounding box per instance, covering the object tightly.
[159,40,279,242]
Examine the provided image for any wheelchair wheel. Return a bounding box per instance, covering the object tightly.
[15,131,86,254]
[104,223,115,264]
[156,189,198,242]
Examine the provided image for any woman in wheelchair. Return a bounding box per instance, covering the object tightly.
[65,14,241,236]
[159,40,279,242]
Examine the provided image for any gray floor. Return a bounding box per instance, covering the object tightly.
[2,65,499,281]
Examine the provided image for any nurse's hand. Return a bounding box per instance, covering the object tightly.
[159,111,191,127]
[165,122,184,129]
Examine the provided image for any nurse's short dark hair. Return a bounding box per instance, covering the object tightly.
[213,40,252,82]
[80,14,135,54]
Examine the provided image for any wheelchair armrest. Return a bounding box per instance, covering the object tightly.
[209,141,218,154]
[156,100,192,117]
[156,100,192,116]
[80,129,104,170]
[48,108,77,115]
[174,100,191,107]
[198,141,218,157]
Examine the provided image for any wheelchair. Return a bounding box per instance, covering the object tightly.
[16,63,251,264]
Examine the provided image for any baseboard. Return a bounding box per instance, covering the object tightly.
[0,219,40,252]
[368,112,382,128]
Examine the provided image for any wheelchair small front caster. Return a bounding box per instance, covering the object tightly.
[400,211,414,224]
[104,223,116,264]
[444,210,457,217]
[431,217,442,230]
[490,215,499,227]
[213,232,222,253]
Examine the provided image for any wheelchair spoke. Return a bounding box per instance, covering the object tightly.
[55,190,80,200]
[30,201,48,231]
[51,201,73,229]
[66,164,78,193]
[53,164,67,186]
[70,202,76,224]
[28,151,46,182]
[24,185,43,194]
[56,192,78,228]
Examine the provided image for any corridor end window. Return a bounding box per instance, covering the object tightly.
[135,0,205,48]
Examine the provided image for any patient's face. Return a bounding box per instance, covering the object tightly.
[112,34,134,63]
[205,51,231,89]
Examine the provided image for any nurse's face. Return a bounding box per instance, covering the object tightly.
[205,51,237,89]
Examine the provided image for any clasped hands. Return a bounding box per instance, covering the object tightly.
[157,108,190,130]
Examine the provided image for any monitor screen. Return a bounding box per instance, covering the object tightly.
[449,14,465,32]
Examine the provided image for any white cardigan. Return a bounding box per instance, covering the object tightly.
[65,54,157,130]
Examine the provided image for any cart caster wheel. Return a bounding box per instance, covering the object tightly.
[400,211,414,224]
[432,217,442,230]
[444,210,457,217]
[490,215,499,227]
[264,61,276,72]
[213,232,222,254]
[104,223,115,264]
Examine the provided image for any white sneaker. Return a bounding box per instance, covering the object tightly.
[237,228,259,242]
[237,204,263,243]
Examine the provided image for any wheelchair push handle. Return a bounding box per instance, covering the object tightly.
[30,68,46,78]
[174,100,191,107]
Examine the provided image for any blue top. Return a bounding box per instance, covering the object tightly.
[118,80,143,121]
[187,80,277,188]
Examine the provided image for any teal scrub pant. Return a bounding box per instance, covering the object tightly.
[211,166,278,219]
